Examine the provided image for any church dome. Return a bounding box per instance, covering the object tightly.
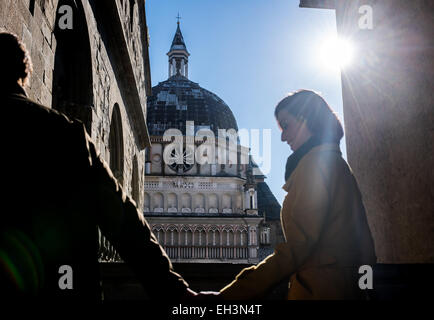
[147,75,238,136]
[146,23,238,136]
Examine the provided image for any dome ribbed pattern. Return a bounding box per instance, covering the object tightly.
[147,75,238,136]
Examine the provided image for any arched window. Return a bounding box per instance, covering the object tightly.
[235,194,243,212]
[208,226,219,246]
[222,194,232,213]
[109,104,124,185]
[29,0,35,15]
[143,193,150,212]
[153,193,164,212]
[208,194,218,213]
[260,227,271,245]
[239,231,245,246]
[131,155,140,205]
[167,193,178,212]
[181,193,192,212]
[129,0,136,32]
[194,193,205,212]
[52,0,93,133]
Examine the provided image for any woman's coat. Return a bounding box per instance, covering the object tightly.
[220,143,377,300]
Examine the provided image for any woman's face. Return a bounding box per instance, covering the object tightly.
[276,109,312,151]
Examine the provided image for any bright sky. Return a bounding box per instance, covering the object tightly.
[146,0,347,205]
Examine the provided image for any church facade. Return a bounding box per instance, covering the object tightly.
[144,22,284,266]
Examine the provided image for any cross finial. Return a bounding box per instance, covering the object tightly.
[176,12,181,25]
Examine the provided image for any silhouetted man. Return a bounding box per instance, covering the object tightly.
[0,31,195,300]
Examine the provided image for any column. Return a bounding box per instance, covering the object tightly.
[233,232,237,258]
[245,191,250,209]
[206,231,209,259]
[181,59,185,77]
[177,231,180,258]
[192,231,195,258]
[219,231,222,258]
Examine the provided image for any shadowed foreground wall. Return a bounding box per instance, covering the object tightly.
[300,0,433,299]
[334,0,434,264]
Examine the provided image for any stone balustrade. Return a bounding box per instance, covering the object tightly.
[164,245,249,261]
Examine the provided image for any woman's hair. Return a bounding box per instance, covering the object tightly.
[274,89,344,143]
[0,31,33,86]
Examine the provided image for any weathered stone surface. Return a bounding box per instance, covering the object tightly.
[332,0,434,263]
[3,0,151,210]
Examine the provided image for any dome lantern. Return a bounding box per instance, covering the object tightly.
[167,19,190,78]
[148,17,238,137]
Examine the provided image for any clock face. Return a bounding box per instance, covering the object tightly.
[168,146,194,173]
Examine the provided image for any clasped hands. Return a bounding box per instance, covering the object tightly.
[183,288,221,301]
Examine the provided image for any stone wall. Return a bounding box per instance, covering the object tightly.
[333,0,434,263]
[1,0,152,209]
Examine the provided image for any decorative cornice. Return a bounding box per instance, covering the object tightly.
[299,0,335,9]
[94,0,151,149]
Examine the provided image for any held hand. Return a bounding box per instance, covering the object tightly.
[180,288,198,301]
[195,291,221,301]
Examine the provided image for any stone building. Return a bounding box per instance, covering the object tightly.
[2,0,155,298]
[1,0,151,214]
[143,22,284,289]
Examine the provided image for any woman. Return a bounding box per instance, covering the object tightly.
[219,90,377,300]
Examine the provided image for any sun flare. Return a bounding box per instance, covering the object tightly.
[319,36,354,70]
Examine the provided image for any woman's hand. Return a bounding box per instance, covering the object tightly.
[180,288,221,301]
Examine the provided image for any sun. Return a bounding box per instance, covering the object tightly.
[318,36,355,70]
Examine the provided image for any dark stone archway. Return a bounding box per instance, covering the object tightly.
[52,0,93,132]
[131,154,140,205]
[109,103,124,186]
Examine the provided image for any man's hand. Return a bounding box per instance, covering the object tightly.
[180,288,198,301]
[195,291,220,301]
[180,289,221,301]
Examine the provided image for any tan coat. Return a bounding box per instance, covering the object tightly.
[220,143,376,300]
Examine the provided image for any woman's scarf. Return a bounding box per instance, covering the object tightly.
[284,136,325,182]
